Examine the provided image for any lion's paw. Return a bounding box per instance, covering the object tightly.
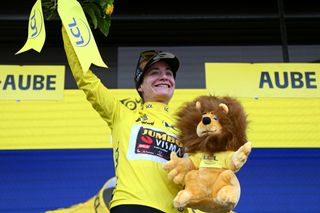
[214,186,237,209]
[232,141,252,170]
[173,190,192,208]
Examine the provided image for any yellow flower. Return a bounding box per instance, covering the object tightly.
[105,4,114,16]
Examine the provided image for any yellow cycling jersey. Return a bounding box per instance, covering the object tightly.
[62,28,186,213]
[110,102,185,212]
[189,151,234,169]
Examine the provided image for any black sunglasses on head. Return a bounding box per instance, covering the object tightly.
[138,50,175,65]
[139,50,158,60]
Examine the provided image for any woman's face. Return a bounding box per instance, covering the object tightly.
[138,61,176,104]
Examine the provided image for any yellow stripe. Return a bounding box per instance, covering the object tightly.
[0,90,111,150]
[241,97,320,147]
[0,89,319,149]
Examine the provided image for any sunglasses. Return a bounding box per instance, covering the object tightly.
[137,50,175,71]
[137,50,157,70]
[139,50,175,63]
[139,50,158,60]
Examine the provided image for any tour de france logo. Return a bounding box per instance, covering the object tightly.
[68,17,92,47]
[120,98,142,111]
[29,9,44,39]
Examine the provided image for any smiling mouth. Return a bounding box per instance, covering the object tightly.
[155,84,170,88]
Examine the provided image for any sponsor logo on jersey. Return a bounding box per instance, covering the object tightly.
[135,114,155,125]
[162,120,176,130]
[135,127,184,161]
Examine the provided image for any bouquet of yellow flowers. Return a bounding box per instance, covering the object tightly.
[42,0,114,37]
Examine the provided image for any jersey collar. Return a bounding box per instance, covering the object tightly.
[142,102,169,113]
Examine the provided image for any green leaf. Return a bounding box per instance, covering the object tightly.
[42,0,58,20]
[98,0,107,8]
[83,5,98,29]
[85,2,102,18]
[98,17,111,37]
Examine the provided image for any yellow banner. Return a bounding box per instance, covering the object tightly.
[16,0,46,54]
[1,89,319,149]
[0,65,65,100]
[205,63,320,98]
[57,0,107,72]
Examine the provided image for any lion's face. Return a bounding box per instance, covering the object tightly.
[175,95,248,154]
[196,112,222,137]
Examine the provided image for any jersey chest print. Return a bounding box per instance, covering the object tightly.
[127,125,184,163]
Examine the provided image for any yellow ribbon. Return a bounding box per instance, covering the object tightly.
[16,0,45,54]
[57,0,107,71]
[17,0,108,72]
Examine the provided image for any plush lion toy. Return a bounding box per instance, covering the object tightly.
[163,95,252,213]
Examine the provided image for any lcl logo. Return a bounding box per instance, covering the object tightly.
[29,9,43,38]
[68,17,91,47]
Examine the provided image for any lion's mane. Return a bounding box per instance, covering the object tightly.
[175,95,248,154]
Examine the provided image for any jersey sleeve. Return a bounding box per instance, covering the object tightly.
[61,26,118,129]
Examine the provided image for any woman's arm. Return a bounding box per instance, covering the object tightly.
[61,25,118,128]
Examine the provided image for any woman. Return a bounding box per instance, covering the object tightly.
[61,26,187,213]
